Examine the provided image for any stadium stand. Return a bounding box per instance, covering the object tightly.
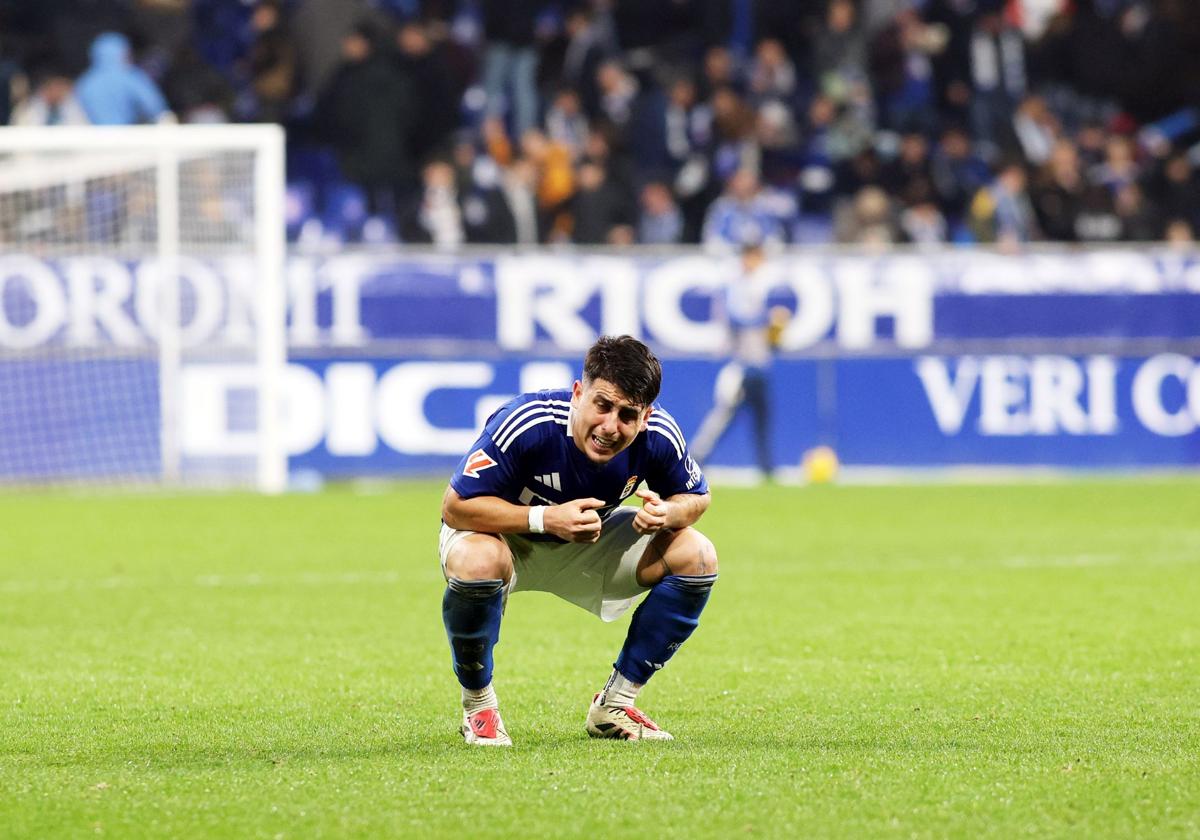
[2,0,1197,247]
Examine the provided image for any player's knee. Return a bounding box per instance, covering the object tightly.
[664,528,718,578]
[445,536,513,582]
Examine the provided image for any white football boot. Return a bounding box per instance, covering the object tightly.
[461,708,512,746]
[585,693,674,741]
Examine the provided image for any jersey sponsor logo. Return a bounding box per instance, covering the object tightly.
[684,456,702,490]
[535,472,561,491]
[463,448,498,478]
[620,475,639,499]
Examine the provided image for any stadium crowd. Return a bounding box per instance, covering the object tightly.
[1,0,1198,248]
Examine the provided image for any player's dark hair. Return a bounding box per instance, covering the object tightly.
[582,335,662,407]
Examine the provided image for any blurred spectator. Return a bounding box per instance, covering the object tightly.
[925,0,977,128]
[552,6,611,118]
[1164,218,1195,247]
[517,127,575,240]
[582,123,635,203]
[652,74,713,182]
[401,158,464,248]
[837,145,884,198]
[163,44,234,123]
[11,68,89,126]
[500,156,541,245]
[1148,153,1200,231]
[483,116,515,166]
[315,22,417,217]
[1090,134,1140,193]
[699,45,738,99]
[291,0,379,102]
[703,168,787,251]
[0,53,16,126]
[396,19,462,164]
[130,0,194,74]
[570,159,634,245]
[869,8,944,133]
[900,200,949,246]
[1011,95,1060,166]
[747,38,796,105]
[239,0,298,124]
[451,132,483,191]
[1115,182,1162,242]
[594,59,639,141]
[814,88,875,164]
[1013,0,1069,40]
[757,100,802,187]
[968,6,1027,160]
[482,0,541,137]
[1032,138,1085,241]
[881,132,935,208]
[930,125,992,225]
[814,0,868,96]
[1074,122,1109,170]
[837,185,898,245]
[970,161,1038,246]
[794,97,843,218]
[192,0,257,79]
[544,87,589,160]
[1074,183,1123,242]
[708,86,758,185]
[446,136,518,244]
[637,181,683,245]
[75,32,170,125]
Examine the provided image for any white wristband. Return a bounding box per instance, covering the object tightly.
[527,505,546,534]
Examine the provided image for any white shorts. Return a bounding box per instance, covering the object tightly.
[438,506,654,622]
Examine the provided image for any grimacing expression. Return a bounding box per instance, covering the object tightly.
[570,378,651,464]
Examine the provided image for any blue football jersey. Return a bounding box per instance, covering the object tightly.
[449,389,709,540]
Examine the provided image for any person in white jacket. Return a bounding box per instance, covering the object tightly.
[11,70,90,126]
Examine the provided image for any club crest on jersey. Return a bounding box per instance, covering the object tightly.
[620,475,639,499]
[463,448,497,478]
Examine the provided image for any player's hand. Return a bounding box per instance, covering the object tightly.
[544,497,606,543]
[633,489,671,534]
[767,305,791,349]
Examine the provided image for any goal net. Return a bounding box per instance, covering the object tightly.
[0,125,286,492]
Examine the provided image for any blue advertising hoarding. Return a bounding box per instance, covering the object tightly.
[274,353,1200,477]
[1,248,1197,479]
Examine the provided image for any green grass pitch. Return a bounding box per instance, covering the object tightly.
[2,478,1198,838]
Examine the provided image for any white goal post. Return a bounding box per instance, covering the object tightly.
[0,124,287,493]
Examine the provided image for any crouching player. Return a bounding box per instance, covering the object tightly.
[439,335,718,745]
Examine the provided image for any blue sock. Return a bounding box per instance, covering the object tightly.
[442,578,504,690]
[614,574,718,685]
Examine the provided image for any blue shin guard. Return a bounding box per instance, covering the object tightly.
[614,574,718,685]
[442,578,504,690]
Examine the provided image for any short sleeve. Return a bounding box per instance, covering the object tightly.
[643,407,709,498]
[448,393,567,500]
[448,426,519,500]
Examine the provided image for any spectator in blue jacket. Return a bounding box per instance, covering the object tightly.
[702,168,787,252]
[76,32,170,125]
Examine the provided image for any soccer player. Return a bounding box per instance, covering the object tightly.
[439,335,717,745]
[690,234,786,479]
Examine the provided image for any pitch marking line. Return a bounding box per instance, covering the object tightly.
[0,570,403,594]
[1000,554,1123,568]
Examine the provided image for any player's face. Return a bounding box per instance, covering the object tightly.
[570,378,651,464]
